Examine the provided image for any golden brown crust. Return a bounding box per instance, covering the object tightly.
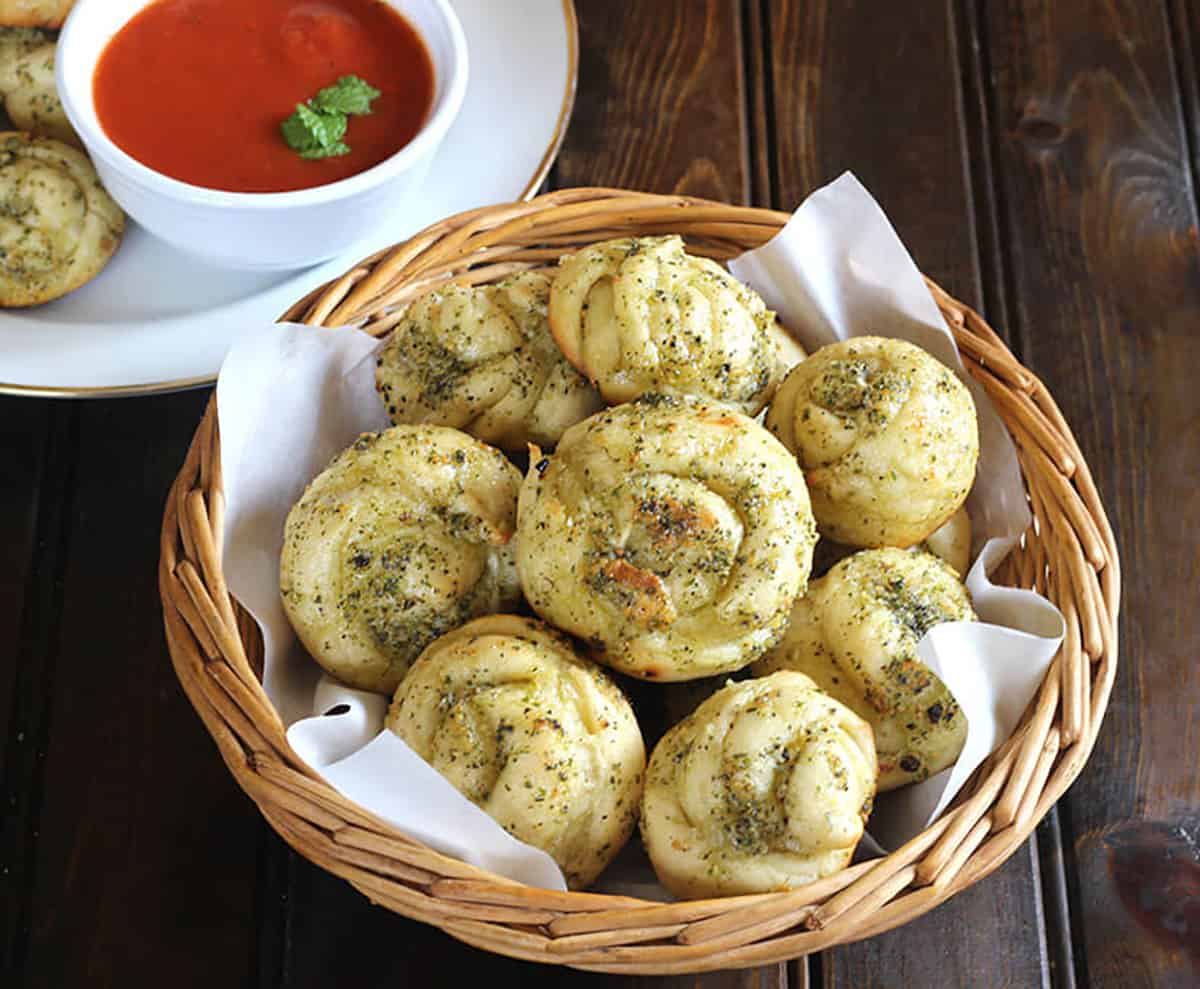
[640,671,876,898]
[753,547,976,791]
[0,132,124,307]
[387,615,645,889]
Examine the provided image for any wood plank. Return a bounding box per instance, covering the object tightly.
[0,400,73,977]
[832,849,1052,988]
[1037,808,1081,989]
[981,0,1200,984]
[274,852,594,987]
[1176,1,1200,186]
[759,1,1051,985]
[0,399,55,753]
[275,843,791,987]
[554,0,751,201]
[763,0,984,302]
[18,393,266,989]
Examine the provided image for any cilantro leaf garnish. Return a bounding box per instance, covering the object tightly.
[313,76,381,116]
[280,75,380,160]
[299,140,351,160]
[281,103,349,158]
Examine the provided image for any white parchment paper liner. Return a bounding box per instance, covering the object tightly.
[217,172,1064,894]
[218,326,564,890]
[730,172,1063,849]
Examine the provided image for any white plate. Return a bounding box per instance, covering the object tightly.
[0,0,577,397]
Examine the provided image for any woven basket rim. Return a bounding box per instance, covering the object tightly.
[158,186,1120,975]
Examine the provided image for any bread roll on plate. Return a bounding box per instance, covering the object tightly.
[641,671,876,898]
[754,547,975,791]
[387,614,645,889]
[0,40,77,145]
[517,394,818,681]
[0,132,124,306]
[280,426,522,695]
[0,25,48,60]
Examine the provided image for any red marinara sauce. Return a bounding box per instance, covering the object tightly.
[94,0,434,193]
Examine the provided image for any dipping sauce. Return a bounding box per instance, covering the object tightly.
[94,0,435,193]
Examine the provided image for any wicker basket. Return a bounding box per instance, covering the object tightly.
[158,188,1119,975]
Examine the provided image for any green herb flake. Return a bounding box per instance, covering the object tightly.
[280,75,379,160]
[314,75,382,116]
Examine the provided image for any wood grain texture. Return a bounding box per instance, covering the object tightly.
[275,851,789,988]
[982,0,1200,984]
[762,0,983,302]
[17,395,266,989]
[271,851,596,987]
[0,400,53,751]
[555,0,751,202]
[5,0,1192,984]
[758,2,1052,983]
[0,401,71,979]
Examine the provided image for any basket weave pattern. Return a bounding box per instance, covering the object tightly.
[158,189,1119,975]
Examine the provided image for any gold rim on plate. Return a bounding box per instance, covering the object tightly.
[0,0,579,400]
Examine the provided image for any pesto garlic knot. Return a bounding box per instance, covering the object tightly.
[548,235,785,415]
[766,336,979,548]
[516,395,818,681]
[0,38,77,147]
[375,271,603,451]
[387,615,645,889]
[280,426,522,695]
[641,671,876,898]
[753,547,976,791]
[0,132,125,307]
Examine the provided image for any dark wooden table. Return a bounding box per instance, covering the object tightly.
[4,2,1198,986]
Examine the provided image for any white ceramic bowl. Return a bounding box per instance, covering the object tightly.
[57,0,468,271]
